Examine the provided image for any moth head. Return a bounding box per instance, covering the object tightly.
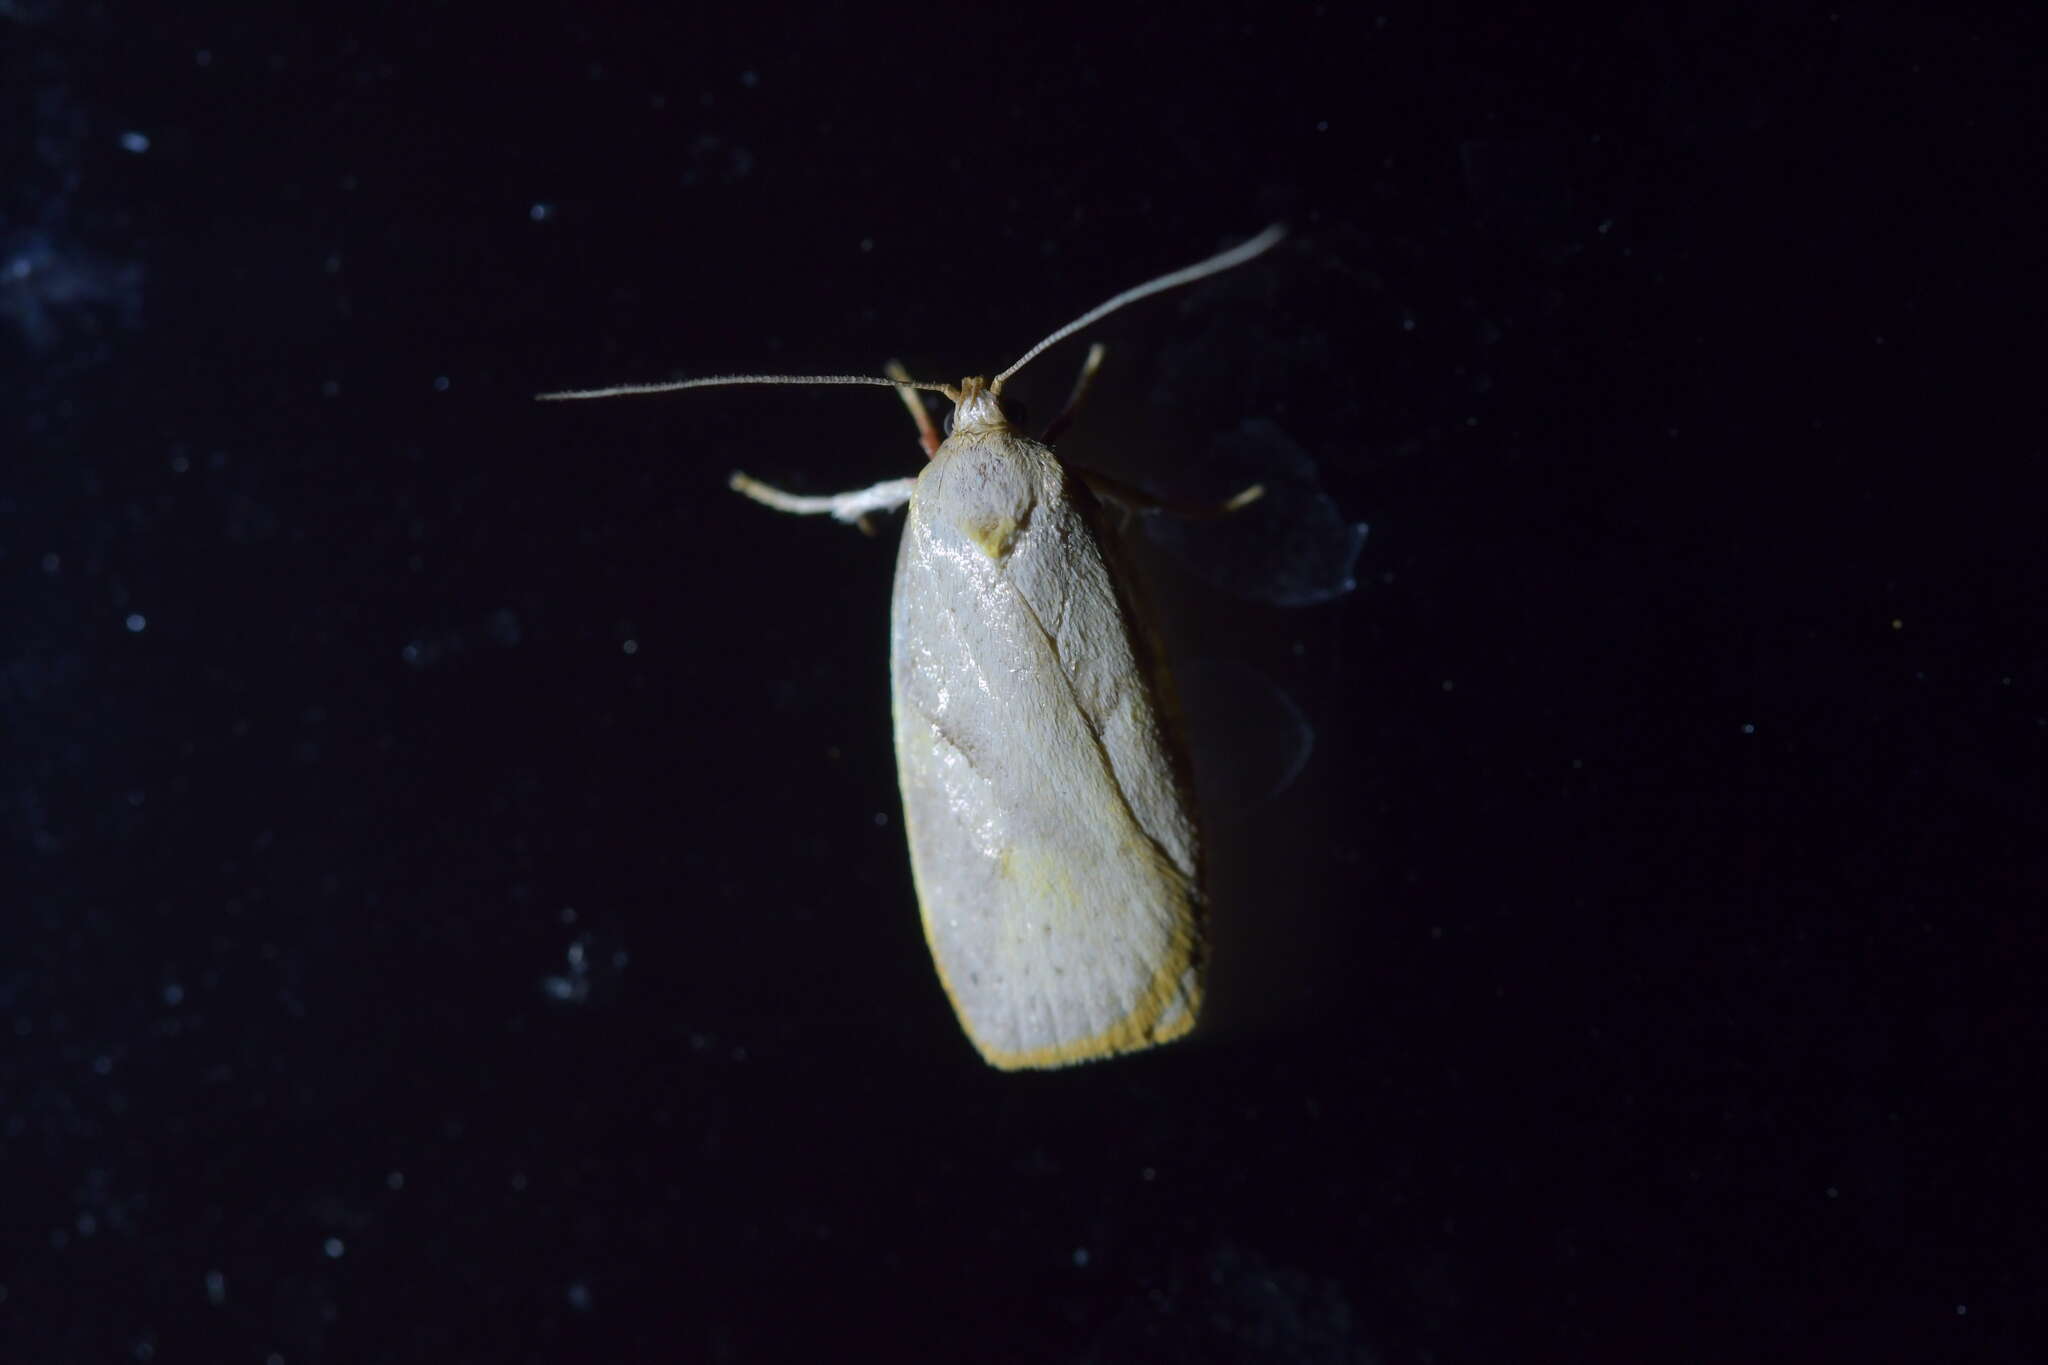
[943,377,1015,439]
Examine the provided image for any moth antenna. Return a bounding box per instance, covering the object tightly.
[991,224,1287,394]
[537,373,958,402]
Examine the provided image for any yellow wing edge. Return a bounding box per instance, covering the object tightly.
[918,893,1204,1071]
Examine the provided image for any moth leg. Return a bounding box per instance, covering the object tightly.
[1079,468,1265,524]
[728,471,916,536]
[885,359,942,458]
[1041,342,1107,445]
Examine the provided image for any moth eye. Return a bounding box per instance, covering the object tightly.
[943,407,956,437]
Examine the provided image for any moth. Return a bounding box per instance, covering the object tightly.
[542,226,1284,1068]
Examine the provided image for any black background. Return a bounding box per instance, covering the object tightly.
[4,2,2034,1361]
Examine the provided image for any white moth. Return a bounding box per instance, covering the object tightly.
[541,226,1285,1068]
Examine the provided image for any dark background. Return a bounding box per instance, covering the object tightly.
[4,1,2033,1361]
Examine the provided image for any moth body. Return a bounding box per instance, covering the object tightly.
[890,380,1202,1068]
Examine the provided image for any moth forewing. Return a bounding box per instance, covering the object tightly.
[889,421,1203,1068]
